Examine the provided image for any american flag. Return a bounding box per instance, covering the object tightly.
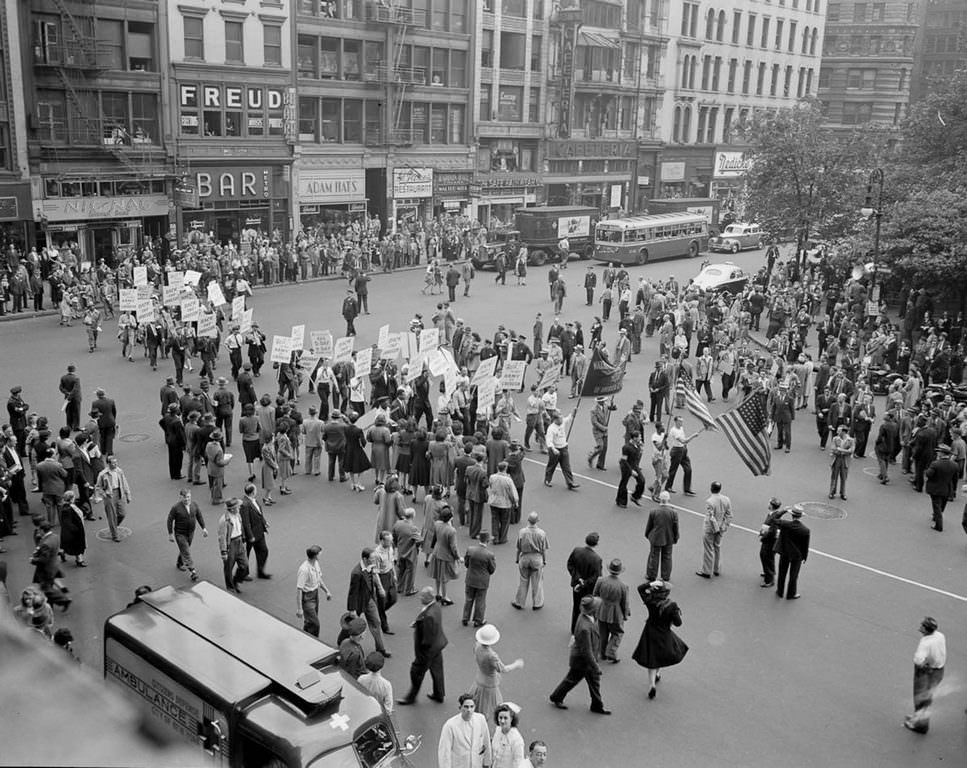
[676,378,717,430]
[715,391,772,476]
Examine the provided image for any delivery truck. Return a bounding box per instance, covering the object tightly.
[475,205,600,269]
[103,582,420,768]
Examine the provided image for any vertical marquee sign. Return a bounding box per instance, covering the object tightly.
[557,4,583,139]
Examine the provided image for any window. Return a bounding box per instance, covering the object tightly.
[850,35,864,54]
[430,104,447,143]
[481,29,494,68]
[788,21,797,52]
[783,65,793,96]
[707,107,717,143]
[432,48,447,85]
[842,101,872,124]
[500,32,525,70]
[797,67,805,96]
[451,50,467,86]
[98,20,124,70]
[225,21,244,63]
[450,104,465,143]
[682,105,691,142]
[732,11,742,43]
[853,3,866,22]
[827,1,839,19]
[712,56,722,91]
[682,3,699,36]
[756,62,766,95]
[673,105,681,142]
[344,40,361,80]
[818,67,829,88]
[451,1,466,32]
[873,2,885,20]
[263,24,282,66]
[131,93,158,142]
[183,16,204,60]
[893,102,902,124]
[498,86,523,121]
[775,19,783,50]
[479,84,492,120]
[717,10,726,41]
[742,60,752,94]
[727,58,737,92]
[723,107,735,142]
[705,8,715,40]
[344,99,362,142]
[770,63,779,95]
[761,17,770,48]
[298,35,317,77]
[869,36,881,53]
[802,26,810,54]
[701,54,711,89]
[898,68,907,91]
[530,36,542,72]
[503,0,526,17]
[529,89,541,123]
[102,92,128,143]
[364,41,383,81]
[299,96,317,140]
[681,55,690,88]
[321,98,340,141]
[320,37,338,78]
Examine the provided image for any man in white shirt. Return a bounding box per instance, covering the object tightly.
[904,616,947,734]
[665,415,701,497]
[295,544,332,637]
[357,651,394,714]
[438,694,493,768]
[543,410,580,490]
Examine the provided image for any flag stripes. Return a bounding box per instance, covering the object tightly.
[715,391,772,476]
[676,378,716,429]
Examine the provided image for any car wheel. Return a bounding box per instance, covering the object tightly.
[636,249,649,266]
[581,245,593,260]
[688,241,699,258]
[530,250,547,266]
[757,239,765,249]
[730,242,740,254]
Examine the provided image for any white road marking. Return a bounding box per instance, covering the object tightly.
[524,457,967,604]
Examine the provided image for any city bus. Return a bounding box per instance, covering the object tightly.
[593,212,709,266]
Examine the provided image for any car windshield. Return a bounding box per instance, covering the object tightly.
[703,268,724,276]
[722,226,743,235]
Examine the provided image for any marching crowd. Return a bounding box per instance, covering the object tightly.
[2,235,963,763]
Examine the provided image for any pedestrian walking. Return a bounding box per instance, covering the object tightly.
[392,507,422,597]
[30,520,71,612]
[903,616,946,734]
[373,530,398,634]
[431,507,462,605]
[874,411,899,484]
[644,491,679,581]
[616,432,646,507]
[829,424,855,500]
[91,387,117,456]
[58,490,87,568]
[240,483,271,579]
[549,595,611,715]
[587,396,616,471]
[205,430,230,504]
[543,410,580,490]
[397,587,448,705]
[160,404,187,480]
[295,544,332,637]
[771,504,811,600]
[665,415,701,497]
[487,462,518,545]
[925,445,958,532]
[59,364,82,431]
[469,623,524,717]
[566,532,602,633]
[166,487,207,581]
[758,497,782,588]
[347,547,390,656]
[696,481,732,579]
[462,532,496,627]
[631,579,689,700]
[217,498,249,593]
[513,511,548,610]
[438,695,493,768]
[592,559,630,663]
[96,454,131,542]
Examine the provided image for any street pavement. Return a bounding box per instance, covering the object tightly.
[1,249,964,768]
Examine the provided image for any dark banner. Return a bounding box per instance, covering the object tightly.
[581,346,624,397]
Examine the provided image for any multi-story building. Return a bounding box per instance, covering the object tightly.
[167,0,294,244]
[817,0,919,129]
[659,0,825,204]
[22,0,171,262]
[293,1,475,232]
[0,1,32,250]
[911,0,966,100]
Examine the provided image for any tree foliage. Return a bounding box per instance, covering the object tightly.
[739,99,885,243]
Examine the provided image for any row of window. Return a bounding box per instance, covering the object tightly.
[673,104,749,145]
[921,34,964,55]
[36,90,158,145]
[483,0,545,19]
[821,100,905,125]
[298,0,470,32]
[682,0,822,39]
[298,97,465,145]
[180,92,285,138]
[826,2,909,23]
[480,31,542,71]
[680,56,815,98]
[924,8,966,28]
[823,34,913,56]
[33,16,156,72]
[182,16,283,65]
[44,179,167,198]
[479,85,541,122]
[478,140,540,173]
[817,67,909,91]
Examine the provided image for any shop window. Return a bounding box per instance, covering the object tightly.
[183,15,204,60]
[529,88,541,123]
[263,24,282,66]
[344,39,361,80]
[344,99,362,142]
[321,98,340,141]
[132,93,157,142]
[97,20,124,69]
[299,96,318,141]
[127,22,155,71]
[500,32,525,70]
[225,21,244,63]
[450,50,466,87]
[298,35,318,78]
[321,37,339,78]
[37,91,67,143]
[102,92,129,144]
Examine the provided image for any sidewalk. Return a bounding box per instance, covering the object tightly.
[0,263,425,325]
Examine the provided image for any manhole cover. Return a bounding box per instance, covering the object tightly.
[119,433,150,442]
[95,525,133,541]
[797,501,847,520]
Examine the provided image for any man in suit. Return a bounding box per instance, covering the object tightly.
[829,425,855,500]
[204,429,229,504]
[771,504,811,600]
[648,360,669,425]
[1,434,29,518]
[912,417,939,493]
[59,364,82,430]
[549,595,610,714]
[167,326,189,386]
[370,362,397,406]
[240,482,271,578]
[771,384,796,453]
[160,403,187,480]
[815,386,834,450]
[302,406,324,476]
[566,532,603,633]
[392,507,423,597]
[6,385,29,456]
[925,444,959,532]
[35,447,68,524]
[644,490,679,581]
[347,548,389,656]
[91,387,118,456]
[464,448,489,539]
[397,587,448,705]
[166,486,208,581]
[213,378,236,448]
[462,531,496,628]
[323,412,348,482]
[874,411,900,484]
[32,520,71,611]
[236,362,257,411]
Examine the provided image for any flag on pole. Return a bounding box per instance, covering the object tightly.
[715,391,772,476]
[676,378,716,429]
[580,346,625,397]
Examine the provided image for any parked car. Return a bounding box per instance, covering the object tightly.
[691,262,750,294]
[708,223,765,253]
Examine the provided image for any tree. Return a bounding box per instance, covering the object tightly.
[739,100,885,254]
[901,68,967,175]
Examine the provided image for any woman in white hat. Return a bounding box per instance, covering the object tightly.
[468,623,524,721]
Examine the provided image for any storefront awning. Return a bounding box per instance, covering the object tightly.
[579,31,621,49]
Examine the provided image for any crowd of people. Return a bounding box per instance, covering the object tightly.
[2,230,964,763]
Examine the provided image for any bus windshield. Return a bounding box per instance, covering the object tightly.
[593,213,708,266]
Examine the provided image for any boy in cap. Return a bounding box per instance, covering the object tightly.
[339,616,369,678]
[217,497,249,592]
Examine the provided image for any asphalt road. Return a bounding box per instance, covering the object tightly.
[1,248,964,768]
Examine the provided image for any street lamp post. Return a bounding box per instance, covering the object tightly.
[861,168,884,297]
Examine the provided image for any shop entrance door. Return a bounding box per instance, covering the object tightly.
[214,216,237,245]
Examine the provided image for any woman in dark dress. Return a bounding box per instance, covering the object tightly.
[631,580,688,700]
[342,413,372,492]
[58,490,87,567]
[394,419,416,494]
[408,428,431,502]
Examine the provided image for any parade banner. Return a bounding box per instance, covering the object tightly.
[291,324,306,350]
[377,324,390,350]
[232,296,245,321]
[239,309,253,335]
[181,296,200,322]
[183,270,202,287]
[135,298,154,322]
[311,330,333,358]
[133,266,148,287]
[380,333,402,360]
[197,312,218,338]
[333,336,354,363]
[536,366,561,392]
[119,289,137,312]
[207,282,227,307]
[270,335,294,364]
[356,346,374,376]
[419,328,440,352]
[167,271,184,291]
[162,285,181,307]
[499,360,528,391]
[137,285,152,302]
[580,346,624,397]
[472,356,498,386]
[427,349,449,377]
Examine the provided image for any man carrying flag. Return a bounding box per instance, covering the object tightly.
[715,391,772,476]
[675,377,716,430]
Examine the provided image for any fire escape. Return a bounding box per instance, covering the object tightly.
[38,0,167,183]
[366,3,427,146]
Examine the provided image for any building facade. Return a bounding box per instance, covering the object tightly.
[817,0,919,129]
[167,0,294,245]
[293,0,475,233]
[911,0,966,100]
[22,0,171,263]
[657,0,825,204]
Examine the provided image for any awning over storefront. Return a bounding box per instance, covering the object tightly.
[579,31,621,49]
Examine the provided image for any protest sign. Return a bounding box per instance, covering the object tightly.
[183,270,202,287]
[207,281,227,307]
[135,299,154,322]
[290,324,306,350]
[419,328,440,352]
[355,347,374,376]
[167,271,184,291]
[311,330,333,358]
[181,296,200,322]
[133,266,148,287]
[333,336,354,363]
[380,333,402,360]
[239,309,253,335]
[471,356,498,386]
[270,335,294,364]
[197,312,218,338]
[162,285,180,307]
[499,360,528,391]
[119,289,137,311]
[231,296,245,321]
[377,324,390,350]
[136,285,152,302]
